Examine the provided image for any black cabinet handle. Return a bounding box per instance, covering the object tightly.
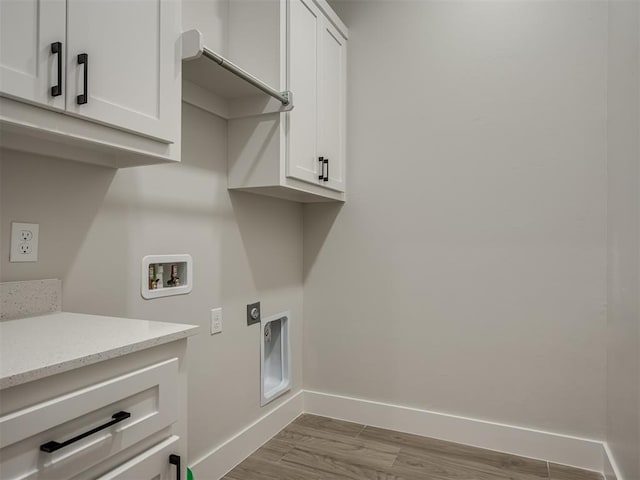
[323,158,329,182]
[318,157,325,180]
[169,454,181,480]
[40,411,131,453]
[50,42,62,97]
[77,53,88,105]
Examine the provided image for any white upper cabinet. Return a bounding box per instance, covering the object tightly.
[224,0,348,203]
[287,0,346,193]
[65,0,180,143]
[0,0,182,167]
[0,0,66,111]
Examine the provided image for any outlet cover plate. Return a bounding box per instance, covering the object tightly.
[211,307,222,334]
[10,222,39,262]
[247,301,261,326]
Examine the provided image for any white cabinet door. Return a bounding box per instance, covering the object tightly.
[96,435,181,480]
[0,0,66,110]
[287,0,347,192]
[65,0,180,144]
[317,17,346,192]
[286,0,321,185]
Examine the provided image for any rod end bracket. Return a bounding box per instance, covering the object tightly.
[280,91,294,111]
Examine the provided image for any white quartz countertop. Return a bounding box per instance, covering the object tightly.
[0,312,199,390]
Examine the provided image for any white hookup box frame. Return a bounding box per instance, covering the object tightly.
[141,254,193,299]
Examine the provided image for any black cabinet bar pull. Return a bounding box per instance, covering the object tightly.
[77,53,88,105]
[40,411,131,453]
[318,157,325,180]
[323,158,329,182]
[169,454,181,480]
[50,42,62,97]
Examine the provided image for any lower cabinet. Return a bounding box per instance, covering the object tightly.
[0,340,188,480]
[97,436,181,480]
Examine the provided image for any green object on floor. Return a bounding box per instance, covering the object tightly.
[187,467,194,480]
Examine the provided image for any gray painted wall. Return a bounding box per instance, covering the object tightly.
[306,0,608,439]
[606,1,640,478]
[0,103,304,467]
[3,0,640,474]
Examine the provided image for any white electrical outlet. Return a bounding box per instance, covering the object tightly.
[10,222,39,262]
[211,307,223,335]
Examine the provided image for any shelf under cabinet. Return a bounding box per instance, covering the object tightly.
[181,29,293,120]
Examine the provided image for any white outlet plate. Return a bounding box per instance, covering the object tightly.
[211,307,222,335]
[10,222,39,262]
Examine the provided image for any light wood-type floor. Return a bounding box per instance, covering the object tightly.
[223,414,604,480]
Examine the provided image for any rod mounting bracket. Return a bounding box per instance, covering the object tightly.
[280,91,294,111]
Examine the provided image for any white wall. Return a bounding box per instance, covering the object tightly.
[606,1,640,478]
[305,0,608,439]
[1,0,631,473]
[0,103,304,469]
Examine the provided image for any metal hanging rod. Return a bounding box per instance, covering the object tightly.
[182,29,293,114]
[200,46,291,106]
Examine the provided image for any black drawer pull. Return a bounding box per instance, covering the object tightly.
[318,157,325,180]
[40,411,131,453]
[323,158,329,182]
[169,454,181,480]
[50,42,62,97]
[77,53,88,105]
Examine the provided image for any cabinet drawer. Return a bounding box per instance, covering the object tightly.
[0,358,179,480]
[96,435,180,480]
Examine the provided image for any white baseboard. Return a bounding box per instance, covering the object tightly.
[190,390,304,480]
[603,443,623,480]
[304,390,606,474]
[190,389,611,479]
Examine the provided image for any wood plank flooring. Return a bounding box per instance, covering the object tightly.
[223,415,604,480]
